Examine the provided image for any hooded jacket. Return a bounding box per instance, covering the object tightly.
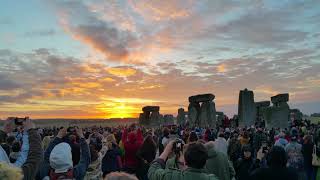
[204,145,235,180]
[40,137,90,180]
[121,128,143,168]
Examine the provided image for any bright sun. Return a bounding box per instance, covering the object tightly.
[99,103,138,119]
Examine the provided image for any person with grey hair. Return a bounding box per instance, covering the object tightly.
[204,141,235,180]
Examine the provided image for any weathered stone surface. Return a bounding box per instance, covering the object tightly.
[188,102,200,126]
[177,108,186,125]
[199,101,216,127]
[189,94,215,103]
[265,102,289,129]
[238,88,256,127]
[139,106,161,127]
[142,106,160,112]
[150,111,161,126]
[255,101,270,107]
[271,94,289,104]
[216,111,225,127]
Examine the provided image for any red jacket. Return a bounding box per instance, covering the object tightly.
[122,128,143,168]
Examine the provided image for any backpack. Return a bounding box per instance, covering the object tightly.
[49,169,74,180]
[286,145,304,170]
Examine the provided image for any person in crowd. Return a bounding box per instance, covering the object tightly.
[84,143,103,180]
[148,141,219,180]
[274,131,288,149]
[302,135,315,180]
[187,131,198,143]
[234,145,264,180]
[285,133,306,180]
[136,135,157,180]
[203,128,214,142]
[121,126,143,174]
[252,127,267,154]
[204,141,235,180]
[239,131,250,146]
[160,128,170,151]
[214,132,228,155]
[0,118,43,180]
[104,172,138,180]
[165,143,188,170]
[102,134,123,177]
[40,127,90,180]
[250,146,298,180]
[227,133,242,164]
[42,132,54,151]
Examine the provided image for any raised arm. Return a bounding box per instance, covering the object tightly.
[74,128,91,179]
[13,131,29,167]
[21,125,43,180]
[148,141,174,180]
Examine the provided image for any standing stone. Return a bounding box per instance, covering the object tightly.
[199,101,216,128]
[216,112,225,127]
[265,94,290,129]
[255,101,270,126]
[238,88,256,127]
[163,114,174,125]
[188,102,200,126]
[188,93,216,127]
[139,106,161,127]
[177,108,186,125]
[150,111,161,126]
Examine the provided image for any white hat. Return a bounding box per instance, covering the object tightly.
[49,142,73,173]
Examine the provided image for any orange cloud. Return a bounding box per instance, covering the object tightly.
[107,67,137,77]
[129,0,194,21]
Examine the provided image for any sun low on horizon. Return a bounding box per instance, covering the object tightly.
[0,0,320,119]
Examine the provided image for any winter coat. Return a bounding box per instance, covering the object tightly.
[204,147,235,180]
[253,131,267,151]
[234,158,261,180]
[214,137,228,155]
[121,128,143,168]
[148,159,219,180]
[228,138,242,162]
[302,142,313,169]
[250,167,298,180]
[101,146,122,175]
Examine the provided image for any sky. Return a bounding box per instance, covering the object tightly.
[0,0,320,119]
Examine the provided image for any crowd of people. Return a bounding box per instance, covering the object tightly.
[0,117,319,180]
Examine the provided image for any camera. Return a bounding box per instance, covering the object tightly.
[172,139,184,155]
